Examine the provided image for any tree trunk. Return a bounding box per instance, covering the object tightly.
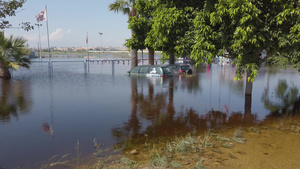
[169,53,175,65]
[130,8,138,69]
[148,49,154,65]
[131,47,138,69]
[0,63,11,79]
[245,71,253,96]
[130,21,138,69]
[244,94,252,115]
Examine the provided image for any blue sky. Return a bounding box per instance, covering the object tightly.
[4,0,131,48]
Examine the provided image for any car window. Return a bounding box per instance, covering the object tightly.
[168,65,176,70]
[139,66,149,74]
[162,67,171,74]
[181,66,190,70]
[157,68,161,74]
[130,67,139,73]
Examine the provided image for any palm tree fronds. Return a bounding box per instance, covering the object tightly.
[109,0,131,15]
[0,32,30,78]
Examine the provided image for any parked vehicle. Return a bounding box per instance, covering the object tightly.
[128,65,173,77]
[167,64,192,75]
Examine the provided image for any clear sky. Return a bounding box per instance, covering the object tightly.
[4,0,131,48]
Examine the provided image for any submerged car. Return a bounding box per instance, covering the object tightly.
[167,64,193,75]
[128,65,173,77]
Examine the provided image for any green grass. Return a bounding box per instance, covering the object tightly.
[150,152,168,168]
[38,129,254,168]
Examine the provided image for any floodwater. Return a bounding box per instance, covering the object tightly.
[0,58,299,168]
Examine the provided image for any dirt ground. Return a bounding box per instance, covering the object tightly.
[60,116,300,169]
[202,117,300,169]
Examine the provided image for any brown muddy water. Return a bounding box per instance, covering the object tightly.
[0,58,299,168]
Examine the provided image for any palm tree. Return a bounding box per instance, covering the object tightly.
[0,31,30,79]
[109,0,138,69]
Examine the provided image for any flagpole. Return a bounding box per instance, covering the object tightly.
[45,5,51,64]
[87,32,89,73]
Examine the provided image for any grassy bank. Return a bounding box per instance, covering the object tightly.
[39,116,300,169]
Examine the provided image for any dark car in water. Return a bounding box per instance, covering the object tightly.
[128,65,173,77]
[167,64,193,75]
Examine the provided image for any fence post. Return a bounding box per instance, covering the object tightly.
[83,61,87,74]
[48,61,53,76]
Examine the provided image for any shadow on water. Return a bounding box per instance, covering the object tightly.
[0,79,32,122]
[112,76,300,152]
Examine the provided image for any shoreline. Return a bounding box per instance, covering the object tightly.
[41,115,300,168]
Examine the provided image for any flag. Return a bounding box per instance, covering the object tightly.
[36,9,47,22]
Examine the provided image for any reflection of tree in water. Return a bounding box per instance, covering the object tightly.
[262,79,300,117]
[111,77,141,144]
[112,77,259,151]
[178,75,202,94]
[0,79,32,122]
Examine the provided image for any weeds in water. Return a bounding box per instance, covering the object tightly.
[93,138,103,157]
[75,139,81,166]
[150,152,168,168]
[40,153,70,168]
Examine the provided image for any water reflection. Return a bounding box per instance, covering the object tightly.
[112,73,299,151]
[41,122,53,136]
[178,74,202,94]
[0,79,32,122]
[112,76,255,150]
[262,79,300,117]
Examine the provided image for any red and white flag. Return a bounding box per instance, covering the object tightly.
[35,9,47,22]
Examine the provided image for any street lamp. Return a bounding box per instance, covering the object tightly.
[99,32,103,57]
[35,23,42,61]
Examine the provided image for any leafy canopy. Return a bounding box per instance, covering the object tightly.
[0,0,33,31]
[191,0,300,81]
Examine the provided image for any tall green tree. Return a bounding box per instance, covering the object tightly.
[109,0,138,69]
[0,32,30,79]
[125,0,156,65]
[191,0,300,96]
[145,1,203,64]
[273,0,300,72]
